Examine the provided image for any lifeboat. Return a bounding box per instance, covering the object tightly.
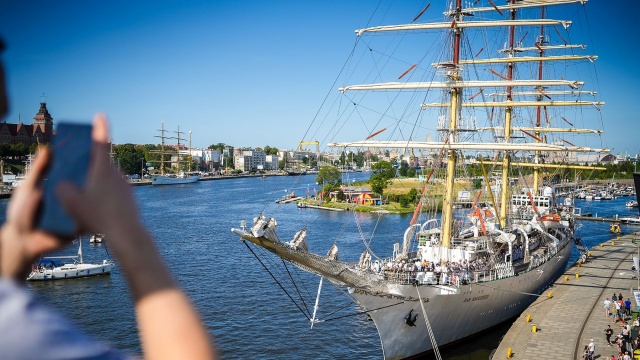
[540,213,561,229]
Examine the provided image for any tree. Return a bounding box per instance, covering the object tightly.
[316,166,341,187]
[369,160,395,196]
[113,144,146,175]
[371,160,395,179]
[208,143,227,151]
[399,161,409,177]
[263,145,279,155]
[369,175,391,196]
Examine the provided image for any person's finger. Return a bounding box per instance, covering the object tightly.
[25,231,65,257]
[21,146,49,191]
[90,113,111,173]
[92,113,109,144]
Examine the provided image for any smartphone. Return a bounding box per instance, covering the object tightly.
[37,122,92,237]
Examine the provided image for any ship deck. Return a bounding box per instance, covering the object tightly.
[495,233,640,360]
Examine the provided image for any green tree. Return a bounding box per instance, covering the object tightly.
[371,160,395,179]
[399,161,409,177]
[263,145,279,155]
[316,166,341,187]
[208,143,227,151]
[369,160,395,196]
[114,144,146,175]
[407,188,418,203]
[369,175,391,196]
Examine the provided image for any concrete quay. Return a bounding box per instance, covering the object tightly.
[494,233,640,360]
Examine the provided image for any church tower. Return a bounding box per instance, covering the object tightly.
[32,102,53,144]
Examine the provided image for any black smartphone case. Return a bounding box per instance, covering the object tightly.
[37,123,92,237]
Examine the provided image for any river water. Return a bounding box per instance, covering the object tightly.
[1,174,637,359]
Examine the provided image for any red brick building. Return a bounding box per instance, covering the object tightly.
[0,102,54,146]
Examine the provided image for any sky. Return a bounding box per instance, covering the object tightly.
[1,1,639,155]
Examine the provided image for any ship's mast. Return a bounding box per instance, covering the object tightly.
[533,7,546,194]
[154,122,167,176]
[441,0,463,248]
[499,1,517,229]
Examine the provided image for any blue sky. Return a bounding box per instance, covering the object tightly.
[1,1,638,156]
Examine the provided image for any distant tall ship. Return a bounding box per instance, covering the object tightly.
[232,1,607,359]
[150,123,200,186]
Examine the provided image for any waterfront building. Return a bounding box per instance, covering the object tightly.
[265,154,279,170]
[0,102,54,147]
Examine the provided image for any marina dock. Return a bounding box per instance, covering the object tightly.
[494,233,640,360]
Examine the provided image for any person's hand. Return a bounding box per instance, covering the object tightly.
[0,147,66,280]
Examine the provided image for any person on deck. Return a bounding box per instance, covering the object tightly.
[0,37,216,360]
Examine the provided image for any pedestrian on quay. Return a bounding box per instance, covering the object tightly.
[606,298,613,317]
[607,325,614,345]
[0,38,217,360]
[613,302,619,323]
[616,301,623,323]
[620,299,627,318]
[625,298,632,317]
[589,339,596,360]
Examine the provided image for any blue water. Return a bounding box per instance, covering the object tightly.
[0,176,637,359]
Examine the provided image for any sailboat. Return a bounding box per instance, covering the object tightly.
[27,237,113,281]
[150,123,200,185]
[232,1,606,359]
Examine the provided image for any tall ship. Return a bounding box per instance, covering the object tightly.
[232,1,606,359]
[150,123,200,185]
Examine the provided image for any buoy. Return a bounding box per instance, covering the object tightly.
[507,347,513,358]
[576,273,580,279]
[532,325,537,332]
[526,315,532,323]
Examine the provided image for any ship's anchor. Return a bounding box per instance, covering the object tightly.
[405,309,418,326]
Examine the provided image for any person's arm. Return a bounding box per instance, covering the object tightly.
[56,114,216,360]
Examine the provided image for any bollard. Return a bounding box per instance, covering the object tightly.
[588,251,591,257]
[532,325,537,332]
[526,315,531,323]
[576,273,580,279]
[507,347,513,358]
[578,262,581,267]
[548,292,553,298]
[617,236,621,241]
[612,241,615,246]
[565,275,569,281]
[600,243,604,247]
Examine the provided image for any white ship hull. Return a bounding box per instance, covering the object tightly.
[353,242,572,360]
[151,174,200,185]
[27,261,113,281]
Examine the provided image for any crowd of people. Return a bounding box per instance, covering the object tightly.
[369,256,495,286]
[600,293,639,360]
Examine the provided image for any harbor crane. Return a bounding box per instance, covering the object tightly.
[298,141,320,168]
